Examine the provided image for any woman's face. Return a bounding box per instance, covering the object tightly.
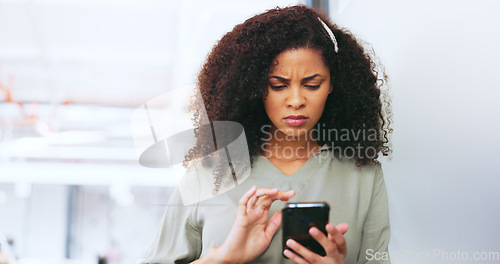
[263,48,332,140]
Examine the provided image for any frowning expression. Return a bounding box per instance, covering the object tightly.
[263,48,332,139]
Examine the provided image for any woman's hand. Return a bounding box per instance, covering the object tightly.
[283,223,349,264]
[212,186,295,264]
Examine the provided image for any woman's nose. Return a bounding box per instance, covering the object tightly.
[286,86,305,109]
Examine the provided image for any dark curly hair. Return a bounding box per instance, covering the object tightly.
[184,5,392,190]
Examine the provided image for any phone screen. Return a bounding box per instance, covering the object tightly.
[282,202,330,258]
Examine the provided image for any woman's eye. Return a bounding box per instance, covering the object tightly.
[270,85,286,91]
[305,85,321,90]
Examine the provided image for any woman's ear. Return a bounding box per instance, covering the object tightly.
[328,85,333,94]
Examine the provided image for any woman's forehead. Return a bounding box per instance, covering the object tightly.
[269,48,329,76]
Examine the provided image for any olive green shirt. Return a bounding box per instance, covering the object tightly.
[141,146,391,263]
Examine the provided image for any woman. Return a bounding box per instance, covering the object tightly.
[142,5,392,264]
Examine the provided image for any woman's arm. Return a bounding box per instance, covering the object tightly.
[188,247,229,264]
[140,187,202,264]
[357,166,391,264]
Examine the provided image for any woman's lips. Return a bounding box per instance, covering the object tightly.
[283,115,308,126]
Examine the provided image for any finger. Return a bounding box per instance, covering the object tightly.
[309,227,336,255]
[255,192,282,209]
[255,190,296,210]
[264,210,282,239]
[286,239,319,263]
[261,189,295,201]
[255,188,279,197]
[326,223,348,256]
[278,190,296,201]
[247,193,258,209]
[336,223,349,235]
[238,186,257,205]
[283,249,310,264]
[238,186,257,214]
[248,188,279,210]
[255,195,272,211]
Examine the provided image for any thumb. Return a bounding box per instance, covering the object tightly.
[264,210,282,239]
[336,223,349,235]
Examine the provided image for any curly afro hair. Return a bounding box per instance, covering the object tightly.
[185,5,392,178]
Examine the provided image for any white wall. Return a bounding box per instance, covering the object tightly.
[0,184,68,259]
[333,0,500,262]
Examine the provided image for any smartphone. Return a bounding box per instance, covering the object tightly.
[282,202,330,258]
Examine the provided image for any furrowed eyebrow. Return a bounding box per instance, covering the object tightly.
[268,74,322,82]
[268,76,289,82]
[303,74,321,81]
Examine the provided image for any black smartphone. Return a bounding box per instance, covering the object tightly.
[282,202,330,258]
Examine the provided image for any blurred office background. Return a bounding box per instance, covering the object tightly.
[0,0,499,263]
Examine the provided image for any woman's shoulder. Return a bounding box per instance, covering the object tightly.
[321,144,382,172]
[319,146,384,186]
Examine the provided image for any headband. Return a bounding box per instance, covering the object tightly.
[318,17,339,53]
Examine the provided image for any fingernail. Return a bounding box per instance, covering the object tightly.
[286,239,295,247]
